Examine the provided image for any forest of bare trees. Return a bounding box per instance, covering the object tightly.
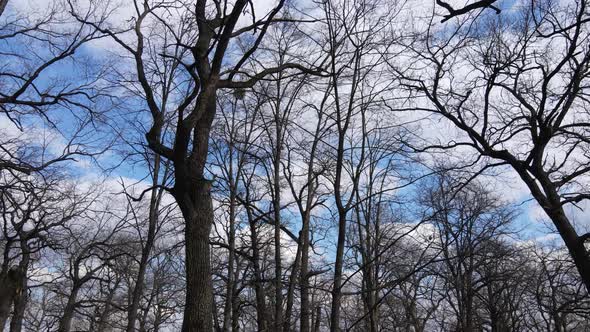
[1,0,590,331]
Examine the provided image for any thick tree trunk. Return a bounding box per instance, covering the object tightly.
[356,203,378,332]
[9,253,29,332]
[545,208,590,292]
[365,270,378,332]
[0,268,21,330]
[10,288,26,332]
[177,179,214,332]
[175,94,216,332]
[522,172,590,293]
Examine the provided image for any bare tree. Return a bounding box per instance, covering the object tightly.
[56,207,129,332]
[529,246,590,332]
[421,173,517,331]
[4,1,590,331]
[123,150,174,332]
[281,87,330,332]
[0,171,95,330]
[0,1,109,175]
[317,1,402,329]
[395,0,590,292]
[210,90,264,332]
[71,1,320,329]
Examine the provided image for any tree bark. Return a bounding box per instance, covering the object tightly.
[0,268,22,331]
[544,206,590,292]
[177,178,214,332]
[174,87,216,331]
[330,212,346,332]
[230,259,240,332]
[9,252,29,332]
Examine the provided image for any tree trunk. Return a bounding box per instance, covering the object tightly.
[177,178,214,332]
[328,18,352,327]
[272,117,284,332]
[0,268,22,330]
[545,208,590,292]
[58,284,80,332]
[356,202,378,332]
[223,168,237,332]
[9,252,29,332]
[299,208,312,332]
[522,173,590,292]
[248,208,268,332]
[0,0,8,18]
[10,287,26,332]
[230,260,240,332]
[283,239,301,332]
[313,306,321,332]
[330,212,346,332]
[127,154,162,332]
[298,108,322,332]
[174,93,216,332]
[96,279,119,332]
